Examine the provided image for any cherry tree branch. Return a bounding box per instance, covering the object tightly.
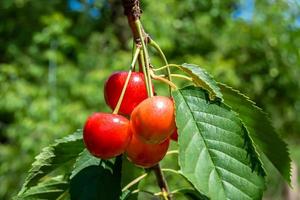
[121,1,172,199]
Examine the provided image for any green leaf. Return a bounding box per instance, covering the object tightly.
[17,176,68,200]
[69,155,123,200]
[70,149,101,179]
[137,191,160,200]
[219,83,291,183]
[173,86,265,200]
[19,130,84,195]
[121,155,144,190]
[174,189,209,200]
[120,190,131,200]
[177,63,222,100]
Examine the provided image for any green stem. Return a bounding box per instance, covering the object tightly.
[157,73,193,82]
[112,47,141,114]
[161,168,181,175]
[139,49,152,97]
[170,74,193,81]
[135,20,153,97]
[150,70,177,89]
[166,150,179,156]
[149,39,172,95]
[153,64,180,72]
[122,173,148,192]
[131,40,137,68]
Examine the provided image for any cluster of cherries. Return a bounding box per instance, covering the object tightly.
[83,71,178,168]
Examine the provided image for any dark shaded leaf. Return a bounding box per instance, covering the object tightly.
[18,130,84,195]
[69,156,122,200]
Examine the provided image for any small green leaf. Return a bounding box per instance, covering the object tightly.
[17,176,68,200]
[19,130,84,195]
[177,63,222,100]
[69,155,123,200]
[173,86,265,200]
[219,83,291,183]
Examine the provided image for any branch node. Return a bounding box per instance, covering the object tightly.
[122,0,142,19]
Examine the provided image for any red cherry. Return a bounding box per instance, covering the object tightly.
[126,134,170,168]
[170,129,178,141]
[104,71,149,115]
[130,96,176,144]
[83,113,132,159]
[169,97,178,141]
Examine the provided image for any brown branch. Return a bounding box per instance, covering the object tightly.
[122,0,142,42]
[121,0,150,72]
[151,164,172,200]
[121,0,149,44]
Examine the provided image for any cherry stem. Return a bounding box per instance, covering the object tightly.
[131,41,137,67]
[150,70,178,89]
[149,39,172,95]
[112,47,141,114]
[150,164,172,200]
[166,150,179,155]
[159,73,193,82]
[135,19,153,97]
[138,48,152,98]
[122,173,148,192]
[153,64,180,72]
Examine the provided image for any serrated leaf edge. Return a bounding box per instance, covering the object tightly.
[18,129,83,195]
[219,83,291,183]
[180,63,223,100]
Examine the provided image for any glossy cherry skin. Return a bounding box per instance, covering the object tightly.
[104,71,148,115]
[130,96,176,144]
[170,129,178,141]
[126,134,170,168]
[83,113,132,159]
[169,98,178,141]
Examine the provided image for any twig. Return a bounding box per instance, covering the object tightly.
[150,164,172,200]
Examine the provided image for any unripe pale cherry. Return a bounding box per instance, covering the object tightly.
[130,96,176,144]
[104,71,149,115]
[126,134,170,168]
[83,113,132,159]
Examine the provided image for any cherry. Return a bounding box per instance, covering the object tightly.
[130,96,176,144]
[169,97,178,141]
[126,134,170,168]
[83,113,132,159]
[104,71,149,115]
[170,129,178,141]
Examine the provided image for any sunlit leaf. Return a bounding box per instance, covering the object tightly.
[177,63,222,100]
[173,86,265,200]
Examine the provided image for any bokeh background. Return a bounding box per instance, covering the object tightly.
[1,0,300,199]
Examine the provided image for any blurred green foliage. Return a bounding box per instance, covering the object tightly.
[0,0,299,199]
